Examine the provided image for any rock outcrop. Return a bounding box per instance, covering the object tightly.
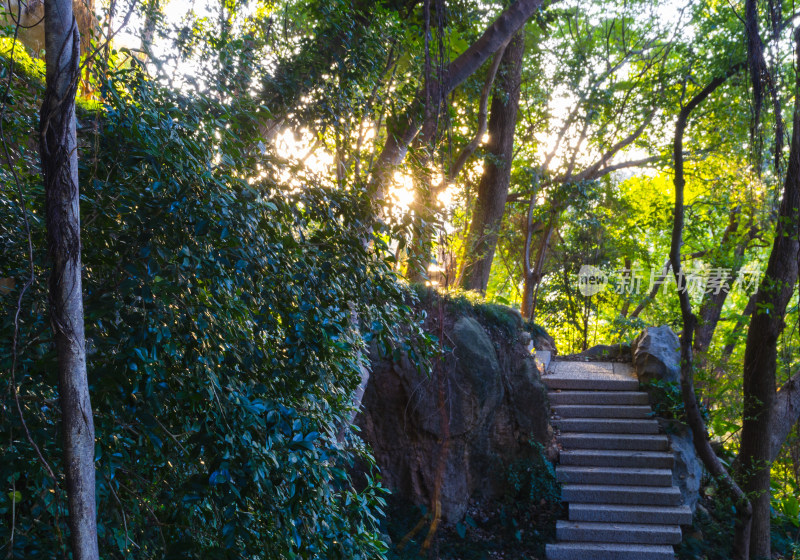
[357,299,551,524]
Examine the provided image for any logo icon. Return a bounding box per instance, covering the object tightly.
[577,265,607,296]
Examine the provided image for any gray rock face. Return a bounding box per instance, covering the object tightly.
[661,421,703,513]
[357,310,551,524]
[632,327,681,384]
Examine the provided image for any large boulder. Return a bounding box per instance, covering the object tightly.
[357,310,551,524]
[632,326,681,384]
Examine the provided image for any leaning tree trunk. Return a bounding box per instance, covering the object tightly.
[40,1,99,559]
[370,0,544,202]
[458,30,524,293]
[670,61,755,560]
[739,28,800,559]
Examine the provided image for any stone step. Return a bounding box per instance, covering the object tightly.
[557,466,672,487]
[569,503,693,525]
[560,449,674,469]
[559,433,669,451]
[549,391,649,406]
[554,418,660,434]
[553,404,652,419]
[546,542,677,560]
[561,484,682,506]
[543,376,639,392]
[556,520,682,545]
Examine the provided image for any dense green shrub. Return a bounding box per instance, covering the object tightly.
[1,64,421,558]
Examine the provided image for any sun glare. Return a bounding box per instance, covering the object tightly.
[390,172,416,210]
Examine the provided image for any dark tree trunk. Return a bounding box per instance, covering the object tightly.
[739,29,800,559]
[40,0,98,558]
[459,31,524,292]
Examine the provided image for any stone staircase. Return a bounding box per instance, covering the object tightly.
[541,359,692,560]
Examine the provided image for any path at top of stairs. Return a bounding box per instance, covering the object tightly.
[542,359,690,560]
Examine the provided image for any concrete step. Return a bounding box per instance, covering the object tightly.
[561,484,682,506]
[569,503,693,525]
[543,376,639,392]
[560,449,675,469]
[559,433,669,451]
[552,405,652,419]
[549,391,649,406]
[557,520,682,545]
[554,418,660,434]
[546,542,677,560]
[560,449,674,469]
[557,466,672,487]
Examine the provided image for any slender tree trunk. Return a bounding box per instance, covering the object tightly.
[521,211,555,319]
[140,0,160,54]
[40,2,98,558]
[739,29,800,559]
[670,60,754,560]
[458,31,524,293]
[770,371,800,462]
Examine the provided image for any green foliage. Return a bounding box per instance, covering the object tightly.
[678,481,800,560]
[505,441,561,506]
[412,285,523,338]
[676,489,738,560]
[645,379,698,426]
[0,63,424,558]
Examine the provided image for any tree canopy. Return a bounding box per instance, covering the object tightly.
[3,0,800,557]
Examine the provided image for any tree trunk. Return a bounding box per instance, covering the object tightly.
[40,2,98,558]
[521,210,556,320]
[370,0,544,201]
[770,371,800,462]
[140,0,160,54]
[670,60,754,560]
[739,28,800,559]
[459,31,524,293]
[404,47,507,284]
[693,208,751,361]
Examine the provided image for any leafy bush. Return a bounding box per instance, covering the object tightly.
[1,64,422,558]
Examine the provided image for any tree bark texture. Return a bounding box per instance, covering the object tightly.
[40,1,99,558]
[739,28,800,559]
[458,31,524,293]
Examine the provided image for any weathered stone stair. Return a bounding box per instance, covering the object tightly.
[542,359,691,560]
